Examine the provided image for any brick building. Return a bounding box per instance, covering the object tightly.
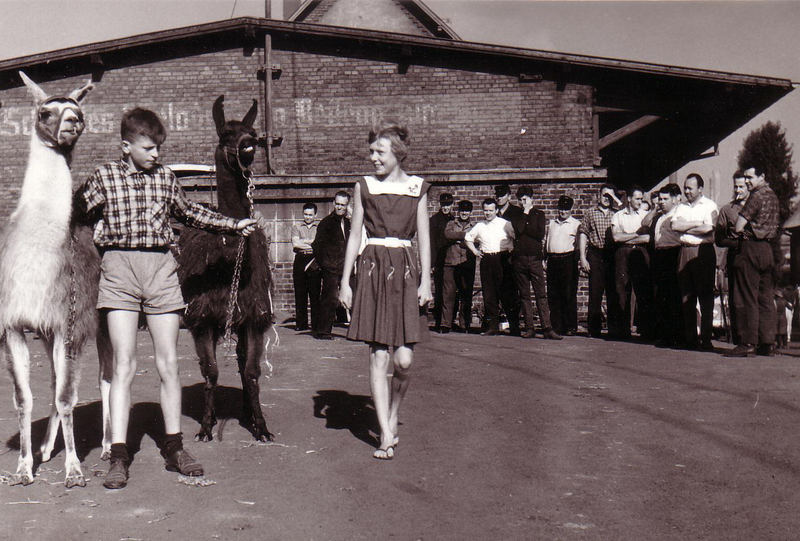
[0,0,792,322]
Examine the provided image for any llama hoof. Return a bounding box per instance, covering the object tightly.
[100,449,111,461]
[10,471,34,486]
[195,429,214,442]
[65,472,86,489]
[39,449,53,463]
[252,425,274,442]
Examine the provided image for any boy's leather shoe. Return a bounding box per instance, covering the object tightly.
[103,458,129,489]
[165,449,204,477]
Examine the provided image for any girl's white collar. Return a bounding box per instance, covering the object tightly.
[364,175,424,196]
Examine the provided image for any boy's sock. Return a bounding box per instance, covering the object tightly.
[109,442,129,463]
[162,432,184,458]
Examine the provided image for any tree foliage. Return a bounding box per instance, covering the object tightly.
[737,121,798,221]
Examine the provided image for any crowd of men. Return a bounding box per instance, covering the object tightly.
[290,165,784,356]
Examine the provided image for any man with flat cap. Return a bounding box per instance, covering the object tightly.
[546,195,581,335]
[430,192,454,331]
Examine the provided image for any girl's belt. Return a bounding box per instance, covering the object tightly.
[366,237,412,247]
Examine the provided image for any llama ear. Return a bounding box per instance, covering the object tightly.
[68,79,94,103]
[19,71,48,104]
[212,95,226,137]
[242,99,258,127]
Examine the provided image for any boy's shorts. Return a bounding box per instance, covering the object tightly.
[97,248,186,314]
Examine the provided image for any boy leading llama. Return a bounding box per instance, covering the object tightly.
[75,108,258,489]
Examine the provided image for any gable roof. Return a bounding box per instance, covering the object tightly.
[0,17,791,185]
[288,0,460,39]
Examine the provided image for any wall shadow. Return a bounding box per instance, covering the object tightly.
[312,390,378,447]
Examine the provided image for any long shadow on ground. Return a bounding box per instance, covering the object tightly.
[312,390,379,447]
[181,382,256,441]
[5,400,166,470]
[4,383,250,471]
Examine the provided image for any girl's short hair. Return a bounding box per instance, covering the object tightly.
[121,107,166,145]
[368,120,409,162]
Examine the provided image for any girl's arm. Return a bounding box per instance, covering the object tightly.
[416,191,433,307]
[338,182,364,310]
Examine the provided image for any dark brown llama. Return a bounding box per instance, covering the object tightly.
[177,95,274,442]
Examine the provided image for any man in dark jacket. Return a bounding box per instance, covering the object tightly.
[441,200,476,333]
[495,184,523,334]
[312,191,351,339]
[429,193,454,330]
[512,186,562,340]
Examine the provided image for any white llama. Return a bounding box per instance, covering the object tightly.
[0,72,96,487]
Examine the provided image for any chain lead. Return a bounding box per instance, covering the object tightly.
[64,234,78,361]
[223,171,255,350]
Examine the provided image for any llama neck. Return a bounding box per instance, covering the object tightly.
[14,136,74,230]
[215,148,250,219]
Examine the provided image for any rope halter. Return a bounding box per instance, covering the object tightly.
[36,97,85,150]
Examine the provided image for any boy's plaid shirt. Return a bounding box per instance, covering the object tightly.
[77,160,239,248]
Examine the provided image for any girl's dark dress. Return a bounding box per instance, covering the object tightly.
[347,175,430,347]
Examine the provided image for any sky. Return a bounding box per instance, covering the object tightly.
[1,0,798,201]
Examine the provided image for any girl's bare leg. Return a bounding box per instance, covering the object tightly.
[369,345,394,454]
[388,344,414,445]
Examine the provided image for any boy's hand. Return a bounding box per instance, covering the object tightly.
[236,218,258,237]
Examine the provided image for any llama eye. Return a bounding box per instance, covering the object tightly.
[39,111,51,121]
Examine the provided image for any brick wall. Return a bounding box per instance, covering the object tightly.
[270,49,594,174]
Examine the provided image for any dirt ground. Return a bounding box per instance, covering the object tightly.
[2,315,800,540]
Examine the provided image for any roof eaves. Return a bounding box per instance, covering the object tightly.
[0,17,791,90]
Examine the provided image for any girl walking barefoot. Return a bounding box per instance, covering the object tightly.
[339,120,432,459]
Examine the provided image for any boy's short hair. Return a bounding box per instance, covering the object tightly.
[457,200,473,212]
[482,197,497,208]
[557,195,574,210]
[121,107,166,145]
[334,190,351,201]
[516,185,533,199]
[303,202,318,213]
[439,193,454,205]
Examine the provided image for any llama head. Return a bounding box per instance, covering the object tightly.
[19,71,93,152]
[212,95,259,174]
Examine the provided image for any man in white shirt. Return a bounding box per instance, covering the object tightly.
[652,183,684,348]
[465,198,517,335]
[611,186,653,340]
[290,202,320,331]
[671,173,719,350]
[545,195,580,335]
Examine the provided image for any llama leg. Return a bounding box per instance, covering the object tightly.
[236,326,272,442]
[192,326,219,442]
[6,329,35,485]
[97,313,113,460]
[39,335,59,463]
[50,332,85,488]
